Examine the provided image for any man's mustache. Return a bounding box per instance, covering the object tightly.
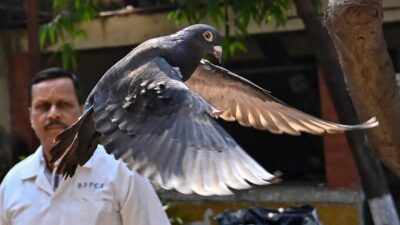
[44,121,68,130]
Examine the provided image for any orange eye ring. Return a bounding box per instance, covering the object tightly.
[203,31,213,42]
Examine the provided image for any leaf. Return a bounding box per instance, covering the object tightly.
[167,11,175,21]
[71,49,77,69]
[229,39,247,53]
[74,0,81,9]
[53,0,66,11]
[239,3,252,29]
[61,44,70,69]
[49,25,57,44]
[207,0,222,26]
[167,10,184,24]
[61,43,76,69]
[39,25,49,48]
[222,36,247,59]
[74,29,87,42]
[41,0,99,68]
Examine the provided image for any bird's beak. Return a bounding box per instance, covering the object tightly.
[213,45,222,64]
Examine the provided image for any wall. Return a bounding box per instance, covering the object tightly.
[0,33,11,133]
[0,31,12,179]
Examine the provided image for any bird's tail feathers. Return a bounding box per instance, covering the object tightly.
[56,138,79,177]
[50,118,86,165]
[50,107,99,178]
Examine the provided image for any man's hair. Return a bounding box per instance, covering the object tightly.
[30,67,83,105]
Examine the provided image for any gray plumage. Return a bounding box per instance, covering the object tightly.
[50,24,378,196]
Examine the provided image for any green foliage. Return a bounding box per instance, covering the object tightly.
[223,36,247,58]
[168,0,292,57]
[39,0,98,69]
[163,204,185,225]
[40,0,321,66]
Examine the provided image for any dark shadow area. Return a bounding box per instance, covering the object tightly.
[220,61,325,185]
[0,126,11,182]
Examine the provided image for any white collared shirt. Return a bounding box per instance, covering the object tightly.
[0,145,170,225]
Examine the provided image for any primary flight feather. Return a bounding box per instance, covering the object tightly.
[50,24,378,196]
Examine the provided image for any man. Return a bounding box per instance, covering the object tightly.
[0,68,171,225]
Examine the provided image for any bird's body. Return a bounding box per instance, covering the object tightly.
[51,24,378,196]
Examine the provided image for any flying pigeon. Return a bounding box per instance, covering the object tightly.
[50,24,378,196]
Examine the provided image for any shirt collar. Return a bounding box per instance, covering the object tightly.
[20,145,94,180]
[20,146,43,180]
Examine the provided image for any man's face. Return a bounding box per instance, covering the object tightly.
[30,77,82,152]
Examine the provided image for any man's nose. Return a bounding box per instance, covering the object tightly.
[47,105,61,119]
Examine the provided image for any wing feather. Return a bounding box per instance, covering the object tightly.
[185,60,378,135]
[91,57,273,195]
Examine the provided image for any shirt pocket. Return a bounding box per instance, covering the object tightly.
[72,188,120,222]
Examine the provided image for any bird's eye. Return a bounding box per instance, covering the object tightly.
[203,31,213,42]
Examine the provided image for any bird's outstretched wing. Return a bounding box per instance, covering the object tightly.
[91,57,275,195]
[185,60,378,135]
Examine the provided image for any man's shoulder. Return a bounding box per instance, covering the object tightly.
[1,153,38,186]
[89,145,133,175]
[90,145,119,165]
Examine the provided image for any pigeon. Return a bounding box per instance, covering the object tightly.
[50,24,379,196]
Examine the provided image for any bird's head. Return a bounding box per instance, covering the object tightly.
[176,24,223,63]
[164,24,223,80]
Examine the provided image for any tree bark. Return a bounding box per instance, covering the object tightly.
[325,0,400,177]
[293,0,399,224]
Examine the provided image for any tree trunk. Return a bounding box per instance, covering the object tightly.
[293,0,399,224]
[325,0,400,177]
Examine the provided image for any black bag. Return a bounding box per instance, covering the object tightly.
[216,205,323,225]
